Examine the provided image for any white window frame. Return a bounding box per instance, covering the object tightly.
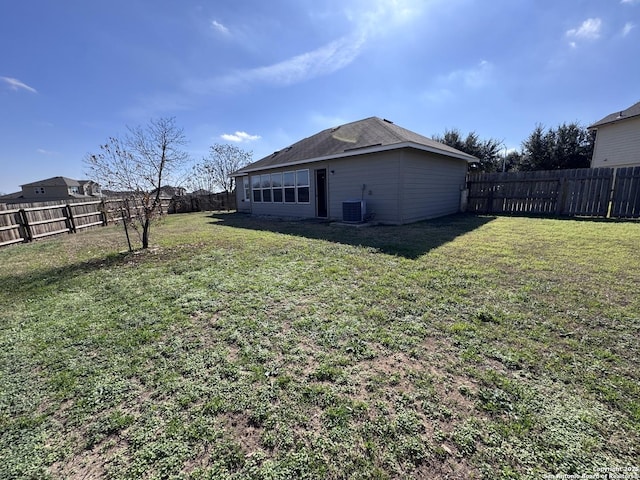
[251,175,262,202]
[242,177,250,202]
[260,174,272,202]
[295,169,310,204]
[283,171,296,203]
[271,173,283,203]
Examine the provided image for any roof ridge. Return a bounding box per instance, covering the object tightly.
[373,117,407,143]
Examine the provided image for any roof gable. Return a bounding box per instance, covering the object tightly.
[589,100,640,129]
[234,117,476,175]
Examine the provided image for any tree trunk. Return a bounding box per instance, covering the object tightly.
[142,217,150,249]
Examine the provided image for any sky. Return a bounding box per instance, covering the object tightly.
[1,0,639,194]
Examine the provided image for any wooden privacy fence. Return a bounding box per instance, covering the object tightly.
[467,167,640,218]
[0,197,171,247]
[169,192,236,214]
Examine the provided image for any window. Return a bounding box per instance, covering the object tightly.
[251,169,310,204]
[68,186,79,194]
[243,177,250,202]
[271,173,283,202]
[252,175,261,202]
[261,174,272,202]
[284,172,295,203]
[296,169,310,203]
[34,187,45,194]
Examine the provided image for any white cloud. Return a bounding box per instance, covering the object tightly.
[422,60,494,103]
[1,76,37,93]
[566,18,602,41]
[621,0,640,5]
[449,60,493,88]
[622,22,635,36]
[186,0,431,94]
[188,32,367,93]
[244,34,367,86]
[36,148,58,155]
[211,20,229,35]
[221,131,261,142]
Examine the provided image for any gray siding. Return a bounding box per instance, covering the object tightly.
[400,150,467,223]
[20,184,72,201]
[591,117,640,168]
[327,152,402,224]
[236,176,251,212]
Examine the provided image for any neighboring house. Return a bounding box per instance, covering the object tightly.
[232,117,477,224]
[153,185,186,199]
[192,189,215,196]
[153,186,186,214]
[0,176,103,204]
[102,186,186,199]
[589,100,640,169]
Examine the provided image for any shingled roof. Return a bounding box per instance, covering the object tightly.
[234,117,477,175]
[21,176,81,187]
[589,100,640,129]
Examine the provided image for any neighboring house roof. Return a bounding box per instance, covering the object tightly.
[102,189,137,197]
[589,100,640,129]
[0,191,24,200]
[21,176,82,187]
[152,185,186,198]
[233,117,477,176]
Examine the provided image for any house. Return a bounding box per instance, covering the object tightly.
[589,100,640,169]
[153,185,186,199]
[0,176,103,204]
[232,117,476,224]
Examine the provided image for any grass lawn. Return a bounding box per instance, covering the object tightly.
[0,212,638,479]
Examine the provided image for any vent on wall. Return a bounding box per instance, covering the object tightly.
[342,200,366,222]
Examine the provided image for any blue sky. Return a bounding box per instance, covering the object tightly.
[1,0,639,194]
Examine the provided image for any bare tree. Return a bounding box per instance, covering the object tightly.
[85,117,190,249]
[191,143,252,210]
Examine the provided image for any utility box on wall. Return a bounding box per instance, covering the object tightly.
[342,200,366,222]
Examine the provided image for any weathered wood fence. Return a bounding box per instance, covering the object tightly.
[467,167,640,218]
[0,197,171,247]
[611,167,640,218]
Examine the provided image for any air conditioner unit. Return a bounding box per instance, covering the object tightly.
[342,200,366,222]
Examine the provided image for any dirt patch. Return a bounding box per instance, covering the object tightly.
[413,455,483,480]
[49,436,127,480]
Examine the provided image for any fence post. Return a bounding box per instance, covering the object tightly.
[607,168,619,218]
[99,199,108,226]
[19,209,33,242]
[65,204,77,233]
